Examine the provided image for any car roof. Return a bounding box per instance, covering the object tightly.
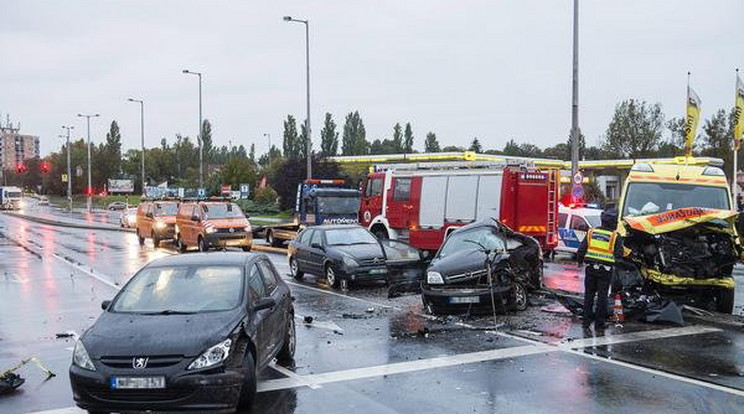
[144,252,262,268]
[309,224,364,231]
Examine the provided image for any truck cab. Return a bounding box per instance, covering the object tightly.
[617,160,738,313]
[0,186,24,210]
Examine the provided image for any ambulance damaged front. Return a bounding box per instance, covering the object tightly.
[619,207,740,313]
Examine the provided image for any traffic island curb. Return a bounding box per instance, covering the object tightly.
[4,212,135,233]
[251,244,287,255]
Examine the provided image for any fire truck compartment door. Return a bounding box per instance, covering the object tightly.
[476,174,502,221]
[420,176,448,228]
[445,175,478,223]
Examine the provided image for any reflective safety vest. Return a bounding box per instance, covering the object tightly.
[585,228,617,264]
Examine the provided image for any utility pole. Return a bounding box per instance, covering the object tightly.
[570,0,580,187]
[77,113,99,212]
[61,126,74,211]
[182,69,204,188]
[263,133,272,153]
[283,16,312,179]
[127,98,145,195]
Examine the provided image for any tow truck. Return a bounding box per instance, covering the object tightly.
[263,179,362,247]
[617,159,738,313]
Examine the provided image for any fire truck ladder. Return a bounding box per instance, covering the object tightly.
[545,169,558,249]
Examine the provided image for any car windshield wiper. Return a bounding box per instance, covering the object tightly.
[141,310,196,315]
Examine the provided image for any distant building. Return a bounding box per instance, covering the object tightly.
[0,126,40,170]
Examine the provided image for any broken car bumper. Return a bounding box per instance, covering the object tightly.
[422,284,515,314]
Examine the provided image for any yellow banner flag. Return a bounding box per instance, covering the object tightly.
[735,73,744,150]
[684,86,701,156]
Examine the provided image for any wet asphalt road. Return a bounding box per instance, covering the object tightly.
[0,207,743,414]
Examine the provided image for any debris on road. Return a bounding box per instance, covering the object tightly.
[303,316,314,324]
[0,357,56,394]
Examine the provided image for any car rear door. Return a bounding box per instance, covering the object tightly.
[307,229,326,274]
[294,229,313,272]
[247,263,273,367]
[257,260,288,358]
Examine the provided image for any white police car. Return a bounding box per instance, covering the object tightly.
[555,204,602,257]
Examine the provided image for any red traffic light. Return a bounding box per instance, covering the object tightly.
[16,163,27,173]
[40,162,50,173]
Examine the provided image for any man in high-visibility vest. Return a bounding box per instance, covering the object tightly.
[577,208,623,331]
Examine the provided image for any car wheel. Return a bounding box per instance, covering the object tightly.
[238,351,257,408]
[267,230,282,247]
[152,232,160,248]
[715,288,734,314]
[325,264,340,288]
[177,235,187,253]
[289,257,304,280]
[136,230,145,246]
[241,245,251,252]
[513,283,528,311]
[198,237,208,252]
[277,313,296,363]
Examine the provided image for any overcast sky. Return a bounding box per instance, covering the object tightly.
[1,1,742,157]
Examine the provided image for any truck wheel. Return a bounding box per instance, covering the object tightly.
[371,226,388,240]
[715,289,735,314]
[151,232,160,248]
[177,235,187,253]
[267,230,282,247]
[198,237,208,252]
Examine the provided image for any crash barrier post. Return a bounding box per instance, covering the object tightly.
[611,293,625,326]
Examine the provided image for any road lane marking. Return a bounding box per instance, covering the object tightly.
[52,253,120,290]
[557,325,721,350]
[284,279,396,310]
[258,343,554,393]
[270,362,322,390]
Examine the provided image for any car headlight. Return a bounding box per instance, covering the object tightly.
[187,338,232,370]
[244,225,251,232]
[154,220,167,229]
[72,340,96,371]
[205,226,217,234]
[427,271,444,284]
[342,256,358,268]
[128,214,136,223]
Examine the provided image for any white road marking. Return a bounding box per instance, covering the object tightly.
[258,343,554,393]
[557,325,721,350]
[270,362,322,390]
[52,253,120,290]
[284,279,395,309]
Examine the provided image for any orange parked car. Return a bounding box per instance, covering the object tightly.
[175,200,252,252]
[136,200,179,247]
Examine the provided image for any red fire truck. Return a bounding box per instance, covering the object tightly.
[359,161,559,253]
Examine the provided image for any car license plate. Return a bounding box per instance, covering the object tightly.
[110,376,165,389]
[450,296,480,304]
[369,268,387,275]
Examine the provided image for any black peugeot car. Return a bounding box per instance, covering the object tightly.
[421,218,543,315]
[69,252,295,413]
[288,224,425,289]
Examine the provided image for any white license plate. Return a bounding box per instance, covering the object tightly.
[110,376,165,389]
[450,296,480,304]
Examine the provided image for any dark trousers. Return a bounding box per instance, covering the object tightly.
[583,264,612,328]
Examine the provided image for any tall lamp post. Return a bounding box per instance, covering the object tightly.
[61,126,74,211]
[77,113,99,212]
[569,0,580,197]
[182,69,203,188]
[263,133,272,152]
[283,15,312,179]
[127,98,146,195]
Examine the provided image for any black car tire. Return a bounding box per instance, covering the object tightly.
[513,283,528,311]
[198,236,208,252]
[290,257,304,280]
[277,312,296,363]
[325,264,340,288]
[241,245,251,252]
[267,230,282,247]
[715,288,734,314]
[177,235,187,253]
[137,230,145,246]
[152,232,160,248]
[238,351,257,408]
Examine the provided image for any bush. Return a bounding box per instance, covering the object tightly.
[253,186,278,205]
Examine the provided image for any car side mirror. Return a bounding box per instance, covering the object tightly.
[146,212,153,218]
[311,242,323,250]
[101,300,111,310]
[253,297,276,311]
[191,215,200,222]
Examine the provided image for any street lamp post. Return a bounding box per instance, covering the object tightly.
[283,16,312,179]
[569,0,580,190]
[263,133,271,152]
[77,113,99,212]
[182,69,203,188]
[61,126,74,211]
[127,98,145,195]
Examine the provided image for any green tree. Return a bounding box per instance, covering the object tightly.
[200,119,214,163]
[701,109,735,169]
[283,115,299,158]
[249,143,256,163]
[320,112,339,157]
[503,139,520,155]
[220,157,257,190]
[469,138,483,153]
[442,145,465,152]
[603,99,664,158]
[424,132,440,152]
[341,111,368,155]
[403,123,414,153]
[97,120,123,186]
[392,123,403,153]
[298,123,312,160]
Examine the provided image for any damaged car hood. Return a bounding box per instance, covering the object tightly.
[622,207,738,235]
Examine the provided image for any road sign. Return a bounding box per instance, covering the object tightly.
[61,174,68,183]
[573,172,583,185]
[572,184,584,200]
[239,183,250,199]
[197,188,206,198]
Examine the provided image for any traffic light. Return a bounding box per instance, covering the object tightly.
[16,163,27,173]
[40,162,50,174]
